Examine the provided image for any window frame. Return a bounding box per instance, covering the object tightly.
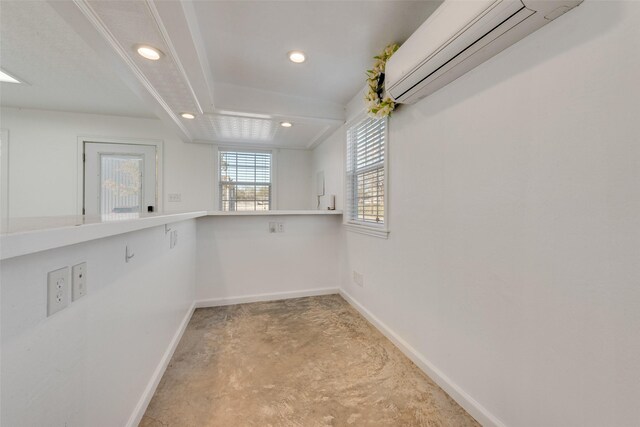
[77,136,163,216]
[344,114,389,239]
[215,146,276,212]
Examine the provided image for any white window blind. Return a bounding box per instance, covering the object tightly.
[346,117,386,225]
[100,154,143,214]
[219,150,271,211]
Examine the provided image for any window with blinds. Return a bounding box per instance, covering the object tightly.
[346,116,386,225]
[219,150,271,211]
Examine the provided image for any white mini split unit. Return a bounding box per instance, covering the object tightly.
[385,0,583,104]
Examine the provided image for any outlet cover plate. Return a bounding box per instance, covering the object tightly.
[48,267,70,316]
[353,271,364,287]
[72,262,87,301]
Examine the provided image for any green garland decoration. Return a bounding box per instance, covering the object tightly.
[365,43,399,118]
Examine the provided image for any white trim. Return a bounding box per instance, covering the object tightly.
[126,301,196,427]
[0,212,206,261]
[144,0,204,115]
[215,144,275,155]
[271,149,278,210]
[71,0,191,140]
[1,129,10,230]
[178,0,217,111]
[205,210,341,216]
[195,287,339,308]
[343,112,390,238]
[213,145,219,210]
[214,145,277,211]
[76,136,164,215]
[194,139,312,151]
[339,289,506,427]
[305,123,337,150]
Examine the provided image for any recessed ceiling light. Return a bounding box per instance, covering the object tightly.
[181,112,195,119]
[0,69,21,84]
[135,45,163,61]
[287,51,306,63]
[280,121,293,128]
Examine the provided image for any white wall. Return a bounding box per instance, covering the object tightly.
[310,127,344,210]
[0,107,216,217]
[1,219,197,426]
[0,108,316,218]
[212,146,314,210]
[196,215,341,303]
[275,148,313,210]
[314,2,640,426]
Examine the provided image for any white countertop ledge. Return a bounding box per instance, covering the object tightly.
[205,210,342,216]
[0,211,208,261]
[0,210,343,260]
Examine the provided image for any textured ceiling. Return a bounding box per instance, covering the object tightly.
[0,0,441,148]
[0,1,153,118]
[200,113,331,147]
[195,1,440,105]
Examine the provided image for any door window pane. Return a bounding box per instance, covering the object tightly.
[100,154,143,214]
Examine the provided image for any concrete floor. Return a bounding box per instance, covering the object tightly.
[141,295,479,426]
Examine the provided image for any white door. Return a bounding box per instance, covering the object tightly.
[84,142,157,216]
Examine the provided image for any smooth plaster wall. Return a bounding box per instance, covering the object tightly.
[0,107,216,217]
[313,2,640,426]
[1,219,197,426]
[0,107,315,218]
[274,148,313,210]
[196,215,341,302]
[310,125,345,210]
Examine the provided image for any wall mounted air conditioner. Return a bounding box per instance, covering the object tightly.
[385,0,583,104]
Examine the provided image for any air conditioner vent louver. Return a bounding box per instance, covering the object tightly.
[385,0,583,104]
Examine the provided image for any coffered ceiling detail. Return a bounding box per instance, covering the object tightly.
[3,1,439,148]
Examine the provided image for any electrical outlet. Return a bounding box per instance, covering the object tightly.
[72,262,87,301]
[353,271,364,287]
[48,267,70,316]
[168,193,181,202]
[277,222,285,233]
[269,222,277,233]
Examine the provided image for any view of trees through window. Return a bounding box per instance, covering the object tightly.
[219,150,271,211]
[356,167,384,223]
[347,117,386,225]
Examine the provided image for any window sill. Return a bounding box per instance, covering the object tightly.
[343,222,389,239]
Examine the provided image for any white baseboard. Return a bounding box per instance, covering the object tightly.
[339,289,506,427]
[126,301,196,427]
[195,287,340,308]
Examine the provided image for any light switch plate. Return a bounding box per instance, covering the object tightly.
[72,262,87,301]
[269,222,277,233]
[48,267,70,316]
[277,223,284,233]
